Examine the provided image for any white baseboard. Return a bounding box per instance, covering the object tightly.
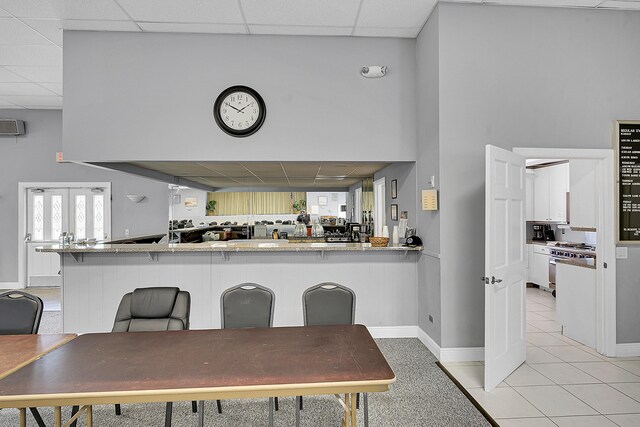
[0,281,21,289]
[368,326,419,339]
[440,346,484,362]
[616,343,640,358]
[369,326,486,363]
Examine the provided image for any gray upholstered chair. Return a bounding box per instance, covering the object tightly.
[197,283,276,427]
[0,291,47,427]
[298,283,367,426]
[111,287,191,427]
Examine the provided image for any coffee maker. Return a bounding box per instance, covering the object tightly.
[348,223,361,242]
[532,224,545,241]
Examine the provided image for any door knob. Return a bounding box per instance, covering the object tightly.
[481,276,490,284]
[491,276,503,284]
[24,233,31,242]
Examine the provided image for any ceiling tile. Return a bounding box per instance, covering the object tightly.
[353,27,422,38]
[357,0,437,28]
[6,65,62,82]
[0,18,54,45]
[0,45,62,66]
[139,22,247,34]
[0,82,59,96]
[62,19,140,32]
[0,0,130,20]
[241,0,361,27]
[248,24,353,36]
[39,82,62,95]
[0,94,62,107]
[598,0,640,9]
[21,19,64,45]
[117,0,244,23]
[0,66,28,82]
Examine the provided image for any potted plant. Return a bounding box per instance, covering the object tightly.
[206,200,217,215]
[292,199,306,213]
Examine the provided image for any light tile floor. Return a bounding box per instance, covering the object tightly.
[445,287,640,427]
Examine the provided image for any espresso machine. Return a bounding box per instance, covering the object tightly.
[348,223,361,242]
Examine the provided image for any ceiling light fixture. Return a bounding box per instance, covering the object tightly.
[361,66,388,78]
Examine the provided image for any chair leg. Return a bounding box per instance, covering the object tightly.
[71,405,80,427]
[299,395,303,410]
[274,396,279,411]
[192,400,198,413]
[364,392,369,427]
[198,401,205,427]
[295,396,301,427]
[115,403,121,415]
[29,408,46,427]
[165,402,173,427]
[216,399,222,414]
[268,397,274,427]
[356,393,360,409]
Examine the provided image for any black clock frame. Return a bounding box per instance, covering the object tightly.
[213,85,266,138]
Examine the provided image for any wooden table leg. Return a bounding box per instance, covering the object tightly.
[350,393,357,427]
[54,407,62,427]
[19,408,26,427]
[87,405,93,427]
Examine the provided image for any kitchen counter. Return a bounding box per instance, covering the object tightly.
[556,257,596,269]
[37,241,421,254]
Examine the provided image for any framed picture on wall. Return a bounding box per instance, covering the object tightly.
[184,197,198,208]
[391,204,398,221]
[318,196,328,206]
[391,180,397,199]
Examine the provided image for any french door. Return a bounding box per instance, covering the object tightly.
[26,186,110,286]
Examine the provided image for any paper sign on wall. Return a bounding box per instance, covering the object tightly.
[422,190,438,211]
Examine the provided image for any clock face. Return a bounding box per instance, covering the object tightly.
[213,86,266,137]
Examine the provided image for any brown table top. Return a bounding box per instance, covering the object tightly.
[0,325,395,407]
[0,334,76,380]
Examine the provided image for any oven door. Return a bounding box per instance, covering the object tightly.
[549,257,557,287]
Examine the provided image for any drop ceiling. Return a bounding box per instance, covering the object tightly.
[0,0,639,109]
[127,161,390,190]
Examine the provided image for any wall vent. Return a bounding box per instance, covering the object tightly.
[0,119,25,136]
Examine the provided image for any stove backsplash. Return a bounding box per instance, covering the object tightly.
[527,222,596,245]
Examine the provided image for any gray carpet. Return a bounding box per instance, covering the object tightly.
[1,314,490,426]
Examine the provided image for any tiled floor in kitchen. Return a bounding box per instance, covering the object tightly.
[444,287,640,427]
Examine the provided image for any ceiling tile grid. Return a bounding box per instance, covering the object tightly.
[0,0,639,109]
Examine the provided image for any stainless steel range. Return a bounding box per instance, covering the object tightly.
[549,243,596,293]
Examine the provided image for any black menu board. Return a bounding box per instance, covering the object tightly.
[617,121,640,243]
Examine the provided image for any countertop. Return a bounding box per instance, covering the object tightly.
[556,258,596,270]
[36,241,422,254]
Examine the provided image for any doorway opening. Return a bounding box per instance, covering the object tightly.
[18,182,112,289]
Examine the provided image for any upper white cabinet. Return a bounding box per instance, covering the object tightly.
[569,159,598,229]
[532,163,569,222]
[526,171,535,221]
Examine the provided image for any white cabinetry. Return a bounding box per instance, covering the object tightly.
[530,245,550,289]
[526,244,534,282]
[532,163,569,222]
[569,159,598,229]
[556,262,596,348]
[526,172,535,221]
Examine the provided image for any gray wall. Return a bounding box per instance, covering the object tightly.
[0,110,169,283]
[373,162,417,237]
[63,32,417,163]
[416,6,442,345]
[430,3,640,347]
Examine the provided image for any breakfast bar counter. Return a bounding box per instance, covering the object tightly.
[39,242,422,336]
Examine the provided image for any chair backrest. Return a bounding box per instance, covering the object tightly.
[221,283,275,329]
[112,287,191,332]
[0,291,44,335]
[303,283,355,326]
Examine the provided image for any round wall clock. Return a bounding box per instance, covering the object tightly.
[213,85,266,137]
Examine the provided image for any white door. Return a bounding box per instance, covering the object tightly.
[373,178,386,236]
[484,145,527,391]
[27,189,69,286]
[26,186,111,287]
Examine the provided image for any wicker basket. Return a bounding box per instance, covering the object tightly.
[369,236,389,247]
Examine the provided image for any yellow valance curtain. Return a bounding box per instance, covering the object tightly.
[207,192,306,215]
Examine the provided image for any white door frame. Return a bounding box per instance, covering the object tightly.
[514,148,616,357]
[18,182,112,289]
